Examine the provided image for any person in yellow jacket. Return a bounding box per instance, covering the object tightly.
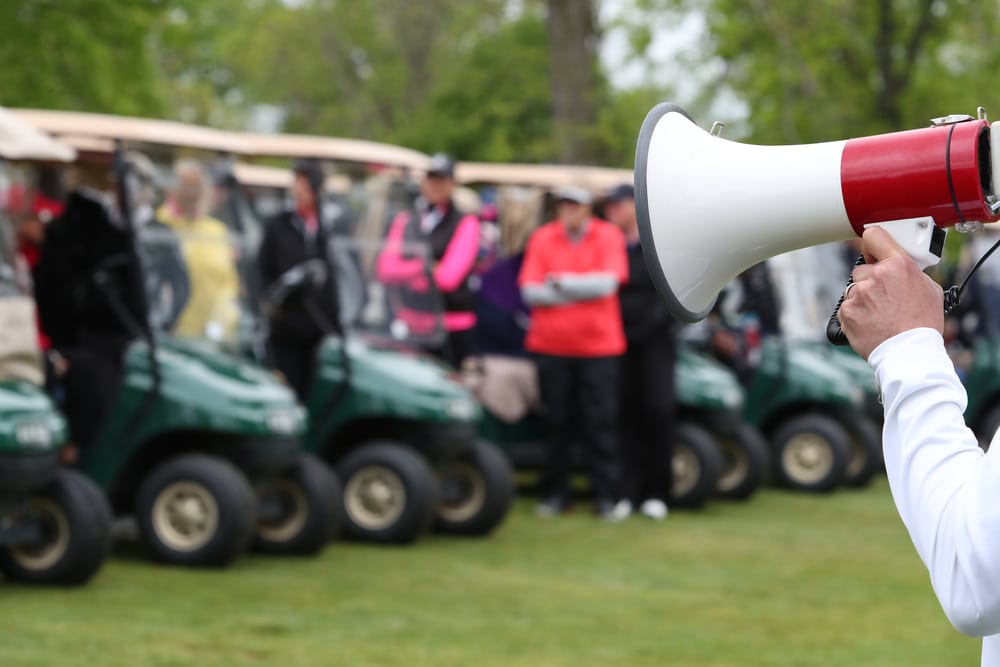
[157,159,241,342]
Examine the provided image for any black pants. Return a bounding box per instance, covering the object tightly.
[269,336,322,402]
[58,338,128,450]
[534,353,623,504]
[620,335,676,504]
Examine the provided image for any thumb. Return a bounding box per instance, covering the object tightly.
[860,226,907,264]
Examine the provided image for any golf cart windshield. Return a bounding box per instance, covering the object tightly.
[137,216,448,353]
[136,219,256,352]
[0,161,44,384]
[334,235,447,349]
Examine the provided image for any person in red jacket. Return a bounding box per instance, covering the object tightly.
[518,185,631,521]
[17,192,64,352]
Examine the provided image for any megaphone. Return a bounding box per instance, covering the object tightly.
[635,103,1000,323]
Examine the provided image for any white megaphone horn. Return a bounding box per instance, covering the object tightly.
[635,103,1000,324]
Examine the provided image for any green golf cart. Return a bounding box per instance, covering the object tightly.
[25,137,341,567]
[762,245,883,489]
[260,233,515,544]
[0,122,113,585]
[222,132,516,545]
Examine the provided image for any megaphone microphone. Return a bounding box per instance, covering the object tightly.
[635,103,1000,342]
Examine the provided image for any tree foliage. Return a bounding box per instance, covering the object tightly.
[652,0,1000,143]
[0,0,170,115]
[16,1,1000,169]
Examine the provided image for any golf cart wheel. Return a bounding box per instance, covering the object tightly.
[337,441,437,545]
[135,455,256,567]
[770,414,850,492]
[434,441,515,537]
[0,469,112,586]
[253,453,342,555]
[715,423,771,501]
[844,418,882,488]
[669,422,725,509]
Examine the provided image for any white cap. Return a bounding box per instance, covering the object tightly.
[554,185,592,205]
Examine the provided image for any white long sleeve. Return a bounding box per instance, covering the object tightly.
[871,328,1000,664]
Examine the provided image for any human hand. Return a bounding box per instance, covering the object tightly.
[838,226,944,359]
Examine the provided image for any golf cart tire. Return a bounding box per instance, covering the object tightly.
[253,453,342,555]
[0,468,113,586]
[715,423,771,501]
[843,417,882,488]
[336,441,438,545]
[135,454,256,567]
[434,441,515,537]
[770,414,850,493]
[670,422,725,509]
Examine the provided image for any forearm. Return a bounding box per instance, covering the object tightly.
[521,283,570,306]
[376,215,424,283]
[551,272,618,300]
[873,327,1000,636]
[433,216,479,292]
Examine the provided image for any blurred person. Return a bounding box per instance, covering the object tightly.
[158,159,240,341]
[518,185,630,521]
[604,183,676,521]
[376,153,480,369]
[16,191,64,351]
[838,226,1000,667]
[257,159,341,401]
[34,159,148,462]
[464,188,541,425]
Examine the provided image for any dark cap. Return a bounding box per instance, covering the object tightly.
[292,158,325,191]
[426,153,456,179]
[606,183,635,203]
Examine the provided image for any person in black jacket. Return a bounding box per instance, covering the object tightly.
[34,164,149,460]
[257,159,340,402]
[375,154,480,369]
[604,184,677,520]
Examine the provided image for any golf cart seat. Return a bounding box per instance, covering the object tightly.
[0,296,44,385]
[462,354,539,424]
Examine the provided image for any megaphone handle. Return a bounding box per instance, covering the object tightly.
[826,254,866,346]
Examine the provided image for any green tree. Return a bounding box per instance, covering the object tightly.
[646,0,1000,143]
[0,0,171,115]
[399,15,555,163]
[209,0,510,141]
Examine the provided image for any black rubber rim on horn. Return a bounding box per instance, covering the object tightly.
[634,102,713,323]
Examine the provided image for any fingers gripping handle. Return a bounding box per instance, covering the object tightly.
[826,254,865,346]
[825,217,946,346]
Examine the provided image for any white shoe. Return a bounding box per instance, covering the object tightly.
[597,499,632,522]
[640,499,669,520]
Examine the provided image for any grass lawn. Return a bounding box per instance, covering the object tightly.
[0,477,980,667]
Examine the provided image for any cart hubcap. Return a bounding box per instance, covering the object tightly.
[257,479,309,543]
[437,462,486,523]
[10,498,70,571]
[672,444,699,495]
[717,439,749,492]
[344,466,405,530]
[151,481,219,552]
[782,434,833,483]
